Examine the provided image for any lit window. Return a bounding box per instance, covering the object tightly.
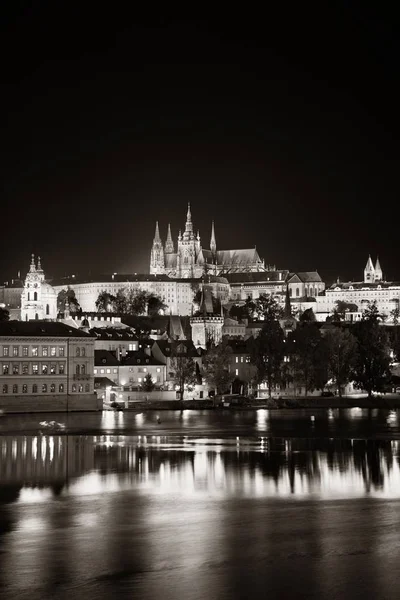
[42,364,48,375]
[94,368,98,375]
[59,384,64,393]
[42,347,49,357]
[2,384,8,393]
[22,384,27,393]
[138,377,142,383]
[13,384,18,394]
[106,368,111,374]
[235,369,239,376]
[78,384,83,392]
[100,369,105,374]
[3,346,9,357]
[50,384,55,393]
[143,367,147,372]
[23,346,28,356]
[235,357,238,363]
[157,367,161,373]
[59,346,65,357]
[32,364,39,375]
[13,346,19,357]
[113,368,118,374]
[2,364,9,375]
[59,363,65,375]
[50,364,56,375]
[72,384,77,392]
[50,347,56,357]
[13,364,19,375]
[42,384,47,393]
[32,347,38,357]
[241,357,244,363]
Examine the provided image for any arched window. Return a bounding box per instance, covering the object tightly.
[35,313,38,320]
[85,383,90,392]
[81,347,86,357]
[81,364,86,375]
[296,288,300,297]
[50,383,55,393]
[28,292,30,301]
[46,304,50,315]
[34,291,37,301]
[72,384,77,392]
[32,384,37,393]
[59,384,64,393]
[76,347,80,357]
[42,384,47,393]
[78,384,83,393]
[76,364,80,375]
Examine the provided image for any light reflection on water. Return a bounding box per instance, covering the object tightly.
[1,434,400,501]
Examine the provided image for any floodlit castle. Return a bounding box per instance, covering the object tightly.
[150,203,267,278]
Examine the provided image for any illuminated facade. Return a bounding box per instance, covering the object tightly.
[150,204,267,278]
[21,255,57,321]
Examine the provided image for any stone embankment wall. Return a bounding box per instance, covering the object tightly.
[0,394,102,413]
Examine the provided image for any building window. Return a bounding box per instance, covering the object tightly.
[2,364,9,375]
[143,367,147,372]
[76,364,80,375]
[100,369,105,374]
[106,368,111,374]
[42,346,49,357]
[81,347,86,357]
[42,384,47,393]
[13,346,19,357]
[50,384,55,393]
[59,384,64,393]
[138,377,142,383]
[12,384,18,394]
[34,291,37,301]
[23,346,28,356]
[241,357,244,363]
[296,288,300,297]
[50,347,56,357]
[22,363,29,374]
[113,368,118,374]
[32,346,38,357]
[59,346,65,357]
[32,364,39,375]
[12,364,19,375]
[2,384,8,393]
[78,384,83,392]
[32,384,37,393]
[157,367,161,373]
[235,369,239,376]
[59,363,65,375]
[72,384,77,392]
[22,384,27,393]
[3,346,9,357]
[35,313,38,320]
[46,304,50,315]
[42,364,48,375]
[50,364,56,375]
[85,384,90,392]
[94,368,98,375]
[76,347,80,357]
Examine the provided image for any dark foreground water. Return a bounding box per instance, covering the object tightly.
[1,409,400,599]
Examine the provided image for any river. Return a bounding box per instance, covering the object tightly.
[1,408,400,599]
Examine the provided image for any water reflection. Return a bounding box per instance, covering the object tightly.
[1,434,400,501]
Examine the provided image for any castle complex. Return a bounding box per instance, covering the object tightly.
[150,204,267,278]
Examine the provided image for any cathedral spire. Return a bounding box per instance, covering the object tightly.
[183,202,194,239]
[165,223,174,254]
[153,221,161,243]
[30,253,36,273]
[210,220,216,255]
[37,256,43,272]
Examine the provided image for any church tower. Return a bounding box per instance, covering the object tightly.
[150,221,165,275]
[177,203,198,278]
[374,256,383,281]
[190,284,224,349]
[21,255,57,321]
[364,255,375,283]
[165,223,174,254]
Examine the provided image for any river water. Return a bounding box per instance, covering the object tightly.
[1,409,400,599]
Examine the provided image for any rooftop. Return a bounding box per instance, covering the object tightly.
[0,320,93,338]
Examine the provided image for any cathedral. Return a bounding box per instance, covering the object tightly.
[150,204,267,278]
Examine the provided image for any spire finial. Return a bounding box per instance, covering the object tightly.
[154,221,161,243]
[210,220,216,255]
[37,256,42,271]
[165,223,174,253]
[183,203,194,239]
[30,253,36,272]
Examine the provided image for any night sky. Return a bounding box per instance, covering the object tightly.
[1,3,399,284]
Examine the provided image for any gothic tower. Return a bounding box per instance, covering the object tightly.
[190,284,224,349]
[364,255,375,283]
[150,221,165,275]
[374,256,383,281]
[165,223,174,254]
[21,255,57,321]
[177,203,198,278]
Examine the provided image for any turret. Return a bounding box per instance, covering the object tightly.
[210,220,216,256]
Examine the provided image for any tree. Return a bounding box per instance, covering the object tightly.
[299,308,317,323]
[324,327,358,397]
[57,288,80,313]
[141,373,156,392]
[169,354,198,400]
[128,289,149,315]
[390,307,399,326]
[332,300,359,322]
[352,319,391,398]
[114,288,129,314]
[248,321,285,398]
[95,291,116,312]
[362,300,382,323]
[248,294,283,323]
[147,294,167,317]
[202,340,235,395]
[0,307,10,321]
[288,324,328,396]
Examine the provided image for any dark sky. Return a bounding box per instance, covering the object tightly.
[1,3,399,284]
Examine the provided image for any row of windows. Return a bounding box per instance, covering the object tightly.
[235,356,251,363]
[128,376,161,383]
[94,368,118,375]
[1,383,91,394]
[2,345,65,357]
[2,363,66,375]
